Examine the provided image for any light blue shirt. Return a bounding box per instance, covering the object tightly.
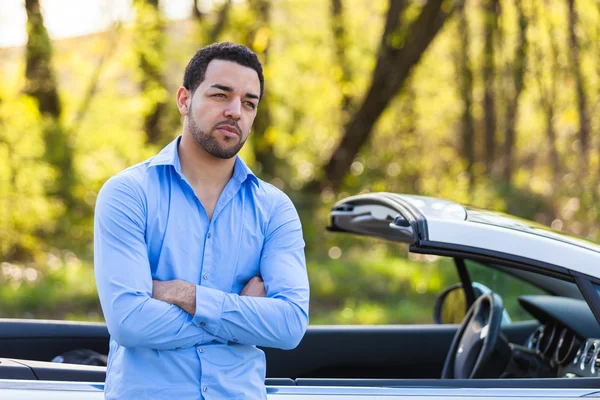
[94,136,310,399]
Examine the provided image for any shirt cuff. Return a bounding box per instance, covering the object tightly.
[192,285,226,338]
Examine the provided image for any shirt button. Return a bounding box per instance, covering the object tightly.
[175,347,181,350]
[203,387,208,393]
[207,233,211,239]
[200,322,206,327]
[203,274,209,280]
[199,348,204,353]
[232,338,238,343]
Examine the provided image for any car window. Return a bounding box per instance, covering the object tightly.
[309,239,461,325]
[465,260,547,322]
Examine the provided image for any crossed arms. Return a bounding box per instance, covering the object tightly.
[94,174,309,351]
[152,276,266,315]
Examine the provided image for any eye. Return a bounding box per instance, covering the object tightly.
[213,93,227,98]
[244,101,256,110]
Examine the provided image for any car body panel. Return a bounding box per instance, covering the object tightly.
[0,380,597,399]
[330,193,600,277]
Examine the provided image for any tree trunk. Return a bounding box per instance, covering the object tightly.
[311,0,457,193]
[208,0,232,43]
[135,0,169,146]
[247,0,277,181]
[404,80,420,193]
[456,1,475,186]
[193,0,232,44]
[482,0,499,176]
[502,0,527,185]
[330,0,353,117]
[533,1,561,184]
[24,0,61,117]
[24,0,75,207]
[192,0,205,21]
[567,0,591,174]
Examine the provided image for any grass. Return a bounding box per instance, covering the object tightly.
[1,241,533,326]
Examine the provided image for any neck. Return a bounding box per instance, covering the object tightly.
[178,131,236,188]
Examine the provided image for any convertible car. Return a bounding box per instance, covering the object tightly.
[2,193,600,399]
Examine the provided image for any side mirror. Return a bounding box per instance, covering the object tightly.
[433,283,467,324]
[434,282,513,325]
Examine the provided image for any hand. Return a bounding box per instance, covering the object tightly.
[152,279,196,315]
[241,276,266,297]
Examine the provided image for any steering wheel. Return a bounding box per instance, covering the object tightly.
[441,292,510,379]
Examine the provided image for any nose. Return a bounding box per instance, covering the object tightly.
[224,98,242,120]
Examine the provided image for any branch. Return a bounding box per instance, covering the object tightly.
[192,0,206,21]
[330,0,353,114]
[69,23,122,134]
[311,0,458,192]
[208,0,232,43]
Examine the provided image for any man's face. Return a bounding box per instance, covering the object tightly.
[185,59,260,159]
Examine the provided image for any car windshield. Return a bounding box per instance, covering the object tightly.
[465,260,548,322]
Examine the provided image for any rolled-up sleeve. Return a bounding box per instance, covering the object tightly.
[191,193,310,350]
[94,174,207,350]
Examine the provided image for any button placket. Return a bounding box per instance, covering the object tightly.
[200,223,213,289]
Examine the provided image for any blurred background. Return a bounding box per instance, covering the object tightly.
[0,0,598,325]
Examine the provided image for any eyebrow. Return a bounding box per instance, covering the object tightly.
[210,84,259,101]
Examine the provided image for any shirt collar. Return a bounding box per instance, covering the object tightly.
[233,155,260,187]
[148,135,259,187]
[148,136,182,171]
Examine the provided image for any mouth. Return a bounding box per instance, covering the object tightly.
[215,125,240,139]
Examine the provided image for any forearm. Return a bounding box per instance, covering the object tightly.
[152,279,196,315]
[192,285,309,349]
[101,289,216,349]
[94,174,219,350]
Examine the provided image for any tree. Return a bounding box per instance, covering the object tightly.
[482,0,499,176]
[330,0,354,117]
[502,0,528,184]
[532,0,561,184]
[311,0,459,193]
[567,0,591,175]
[246,0,278,181]
[134,0,170,146]
[192,0,233,43]
[24,0,75,207]
[455,0,475,186]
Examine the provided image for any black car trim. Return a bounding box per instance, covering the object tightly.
[572,271,600,329]
[410,240,572,280]
[454,258,476,307]
[327,193,428,242]
[517,295,600,338]
[378,193,429,241]
[294,377,600,389]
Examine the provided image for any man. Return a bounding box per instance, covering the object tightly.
[94,42,310,399]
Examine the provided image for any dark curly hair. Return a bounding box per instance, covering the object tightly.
[182,42,264,100]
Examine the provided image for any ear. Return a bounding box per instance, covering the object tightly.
[176,87,191,116]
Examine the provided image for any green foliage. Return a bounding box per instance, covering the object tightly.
[0,251,100,321]
[0,96,61,259]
